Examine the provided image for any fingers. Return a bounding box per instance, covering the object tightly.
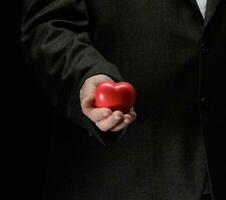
[81,95,137,132]
[96,110,137,132]
[88,107,113,122]
[82,96,137,132]
[110,111,137,132]
[81,97,112,122]
[95,111,124,132]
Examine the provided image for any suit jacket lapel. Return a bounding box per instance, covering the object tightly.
[190,0,201,11]
[189,0,205,21]
[204,0,220,27]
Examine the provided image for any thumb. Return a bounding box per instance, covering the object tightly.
[80,86,113,122]
[80,74,114,112]
[80,84,96,115]
[81,96,95,114]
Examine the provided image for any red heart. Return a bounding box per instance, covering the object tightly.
[95,81,136,113]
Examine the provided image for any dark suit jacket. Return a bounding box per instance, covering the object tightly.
[21,0,226,199]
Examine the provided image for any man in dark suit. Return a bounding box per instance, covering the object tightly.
[21,0,225,199]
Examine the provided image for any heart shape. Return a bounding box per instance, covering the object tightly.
[95,81,136,113]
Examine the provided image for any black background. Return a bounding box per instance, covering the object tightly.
[7,2,51,199]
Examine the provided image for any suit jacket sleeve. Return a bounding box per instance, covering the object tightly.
[21,0,123,145]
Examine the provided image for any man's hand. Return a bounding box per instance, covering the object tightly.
[80,74,137,132]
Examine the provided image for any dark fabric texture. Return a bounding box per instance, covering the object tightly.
[21,0,225,199]
[201,193,213,200]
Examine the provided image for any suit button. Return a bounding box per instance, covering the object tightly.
[88,132,93,136]
[201,43,209,53]
[200,97,208,108]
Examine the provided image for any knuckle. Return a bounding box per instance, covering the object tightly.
[81,106,88,115]
[118,111,124,116]
[125,115,132,123]
[96,123,108,132]
[124,120,131,125]
[100,127,109,132]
